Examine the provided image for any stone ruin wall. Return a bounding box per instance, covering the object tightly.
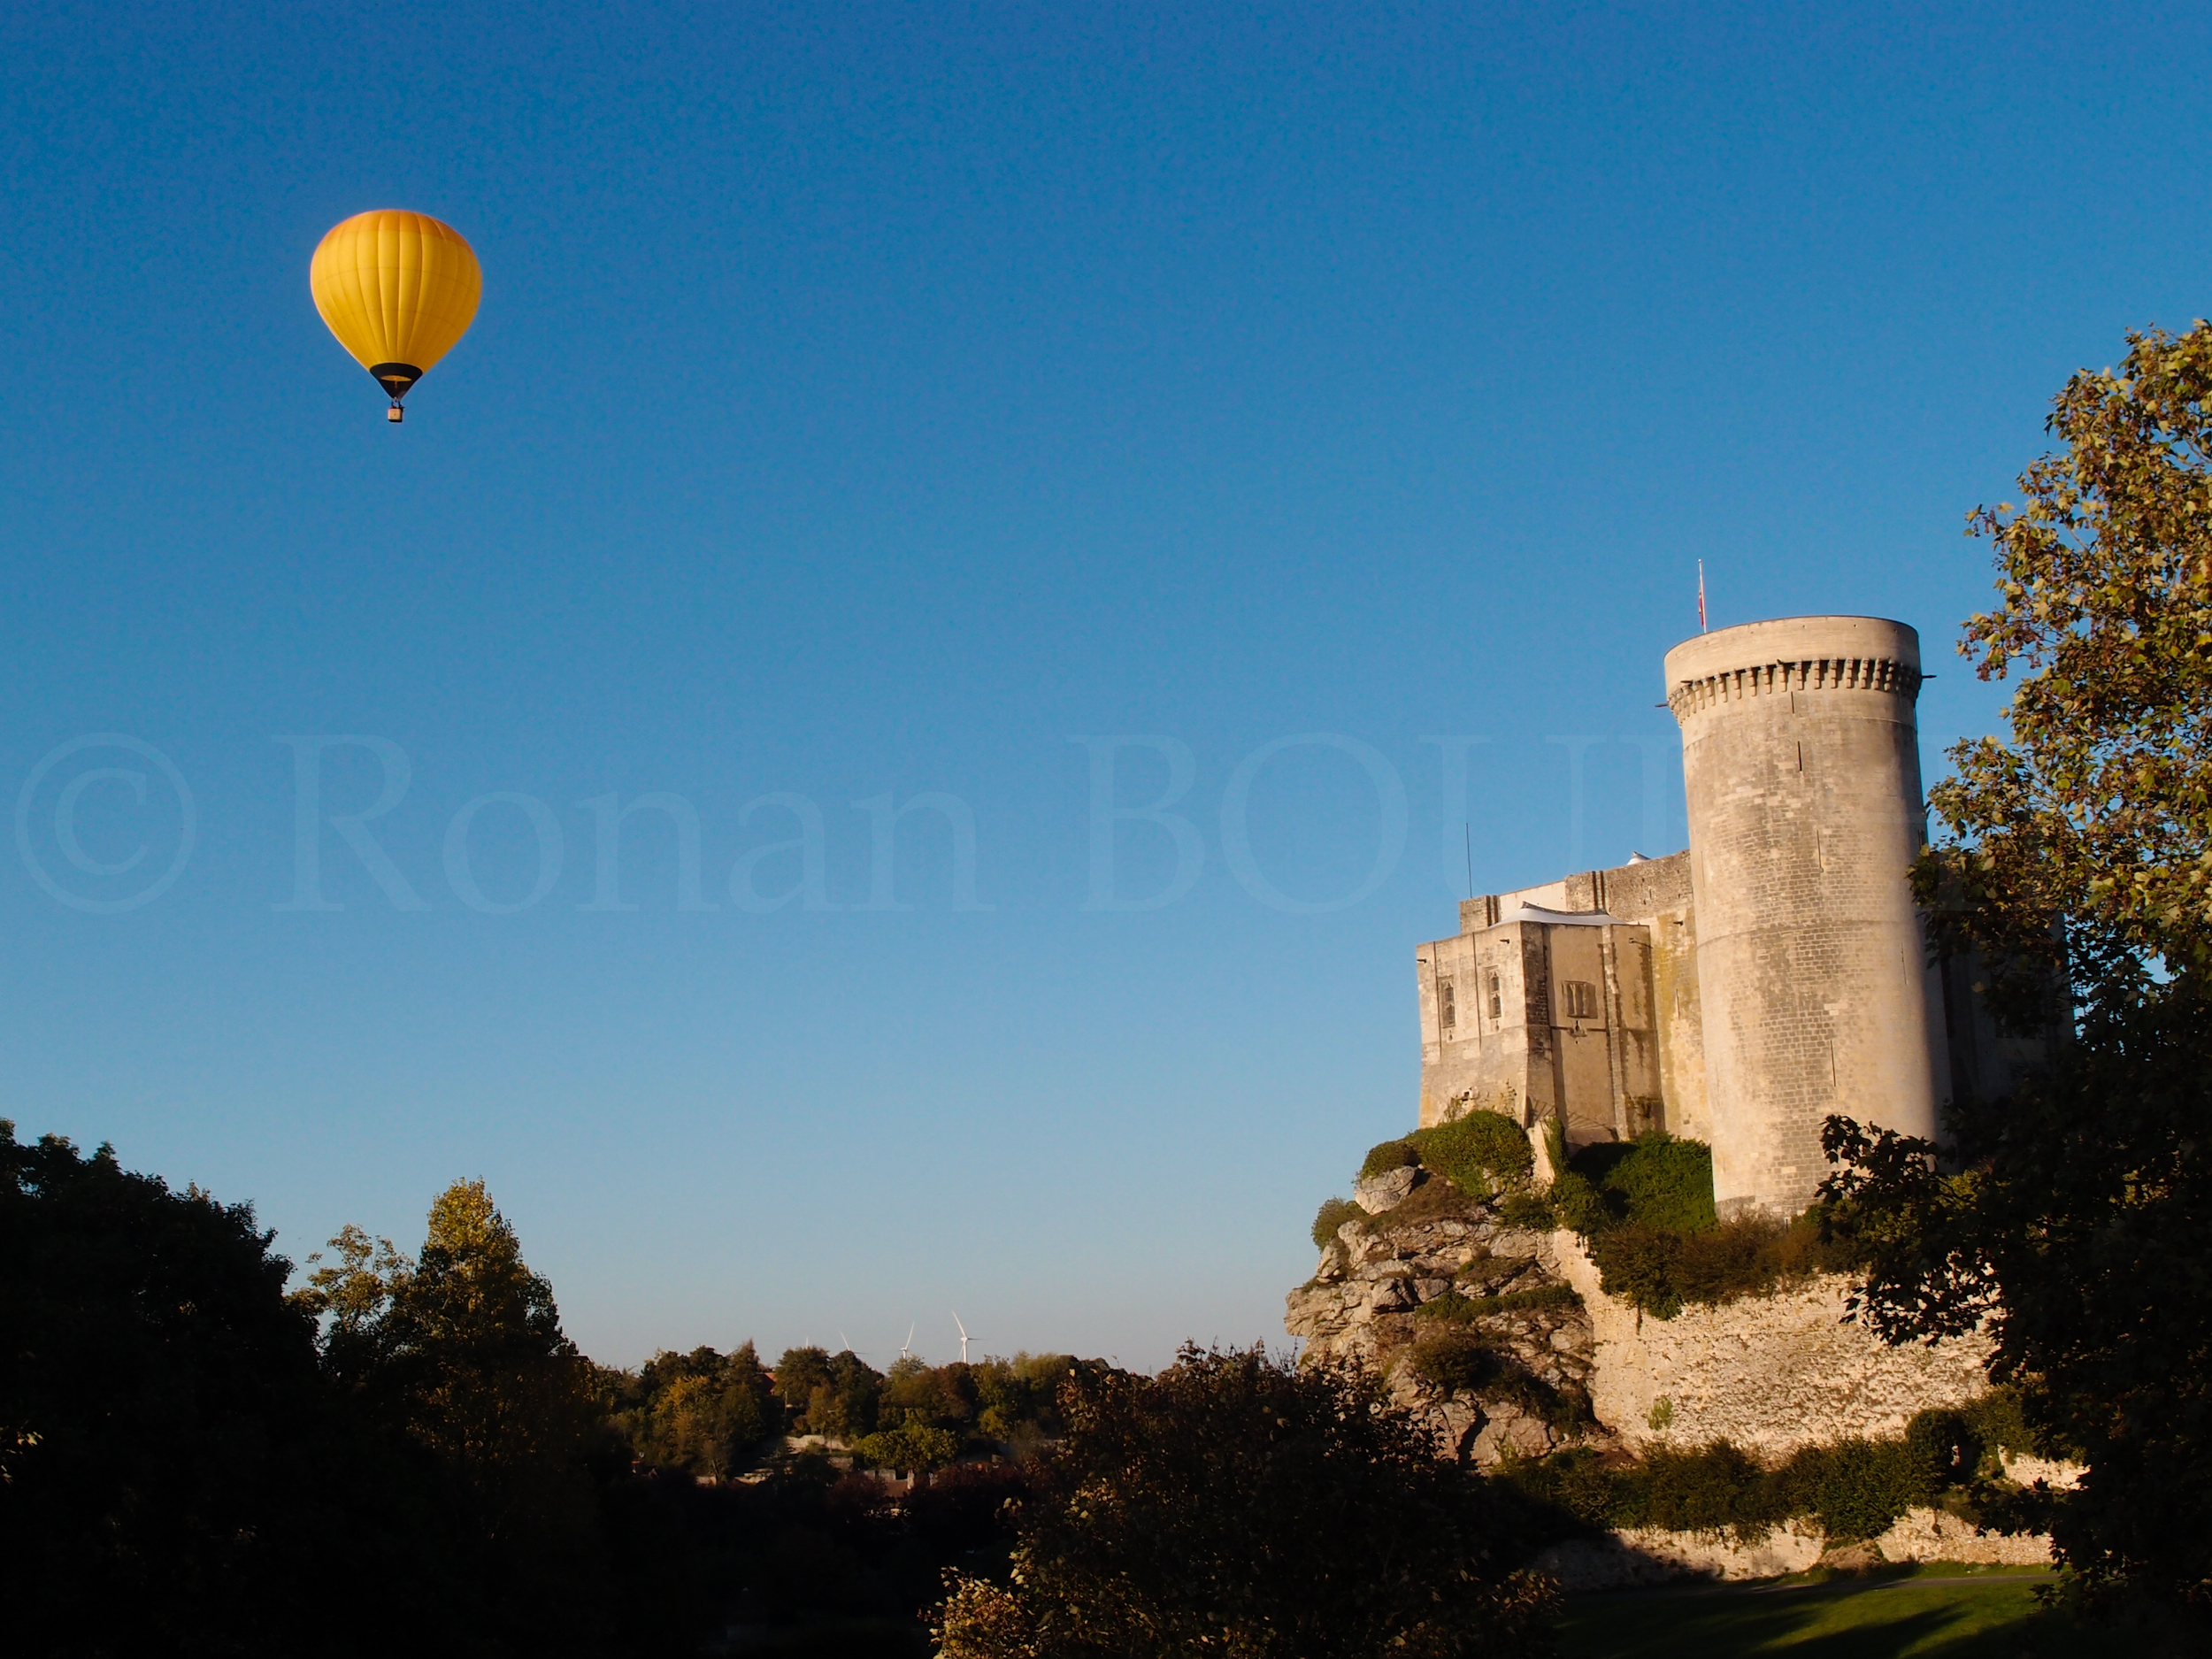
[1535,1229,1993,1457]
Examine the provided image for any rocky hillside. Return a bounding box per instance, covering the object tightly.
[1286,1161,1608,1469]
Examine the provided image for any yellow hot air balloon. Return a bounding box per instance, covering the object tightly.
[309,211,481,423]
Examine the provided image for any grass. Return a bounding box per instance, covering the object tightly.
[1554,1565,2064,1657]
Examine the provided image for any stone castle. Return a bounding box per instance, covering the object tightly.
[1289,614,2070,1577]
[1414,614,2045,1217]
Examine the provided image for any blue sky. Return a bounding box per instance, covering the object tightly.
[3,1,2204,1369]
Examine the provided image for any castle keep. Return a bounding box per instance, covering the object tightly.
[1415,615,2038,1218]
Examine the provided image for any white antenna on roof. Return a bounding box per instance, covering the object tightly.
[953,1311,975,1363]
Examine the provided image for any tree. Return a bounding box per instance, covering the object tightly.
[1915,321,2212,1017]
[295,1179,608,1647]
[856,1420,961,1476]
[616,1342,780,1478]
[1826,322,2212,1614]
[935,1345,1555,1659]
[0,1124,342,1655]
[772,1345,882,1440]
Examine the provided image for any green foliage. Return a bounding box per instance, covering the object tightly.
[1409,1110,1533,1197]
[1357,1138,1419,1179]
[1962,1386,2035,1458]
[1824,984,2212,1602]
[1310,1196,1362,1248]
[1405,1326,1590,1432]
[970,1353,1080,1446]
[1612,1440,1772,1539]
[611,1341,781,1478]
[1413,1284,1582,1323]
[1496,1447,1617,1530]
[1770,1436,1930,1542]
[1922,323,2212,1018]
[775,1345,885,1440]
[1496,1189,1557,1231]
[1571,1134,1719,1233]
[1510,1435,1932,1546]
[296,1177,606,1625]
[1545,1170,1609,1235]
[855,1420,960,1474]
[1906,1407,1983,1489]
[1543,1118,1570,1179]
[878,1354,977,1435]
[1509,1430,1958,1548]
[1853,326,2212,1608]
[1407,1324,1499,1394]
[0,1127,1067,1656]
[1356,1172,1484,1232]
[935,1344,1558,1658]
[1585,1210,1859,1319]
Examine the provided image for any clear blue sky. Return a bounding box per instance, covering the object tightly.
[3,1,2201,1370]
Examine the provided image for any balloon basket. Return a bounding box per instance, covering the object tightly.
[387,403,404,424]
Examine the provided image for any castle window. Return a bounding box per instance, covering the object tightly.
[1486,972,1502,1022]
[1438,979,1456,1031]
[1562,979,1599,1021]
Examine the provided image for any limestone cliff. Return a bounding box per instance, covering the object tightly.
[1285,1175,1609,1467]
[1288,1163,1995,1470]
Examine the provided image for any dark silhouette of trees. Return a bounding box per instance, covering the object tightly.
[937,1344,1556,1659]
[0,1123,343,1655]
[293,1179,611,1652]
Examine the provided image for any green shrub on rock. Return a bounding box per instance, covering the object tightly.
[1310,1197,1362,1248]
[1410,1111,1533,1197]
[1414,1285,1582,1324]
[1357,1138,1420,1179]
[1496,1189,1556,1231]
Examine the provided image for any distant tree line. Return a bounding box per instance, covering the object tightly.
[2,1125,1573,1657]
[0,1130,1077,1657]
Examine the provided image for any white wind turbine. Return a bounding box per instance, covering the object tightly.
[953,1311,979,1363]
[900,1322,916,1361]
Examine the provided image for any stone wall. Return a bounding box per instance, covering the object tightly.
[1536,1509,2053,1590]
[1539,1229,1991,1457]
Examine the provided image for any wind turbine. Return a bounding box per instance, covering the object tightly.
[952,1311,978,1363]
[900,1323,916,1361]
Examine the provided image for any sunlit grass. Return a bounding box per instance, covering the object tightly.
[1555,1563,2059,1657]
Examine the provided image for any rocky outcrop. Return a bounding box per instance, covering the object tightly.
[1352,1165,1421,1213]
[1289,1148,2074,1579]
[1286,1194,1606,1467]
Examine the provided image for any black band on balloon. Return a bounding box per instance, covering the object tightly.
[369,362,423,398]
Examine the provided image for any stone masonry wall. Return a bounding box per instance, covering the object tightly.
[1538,1228,1991,1456]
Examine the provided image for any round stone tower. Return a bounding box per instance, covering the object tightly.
[1664,616,1946,1217]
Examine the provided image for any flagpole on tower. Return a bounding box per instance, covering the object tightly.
[1697,560,1708,633]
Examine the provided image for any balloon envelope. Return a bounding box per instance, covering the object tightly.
[309,210,481,403]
